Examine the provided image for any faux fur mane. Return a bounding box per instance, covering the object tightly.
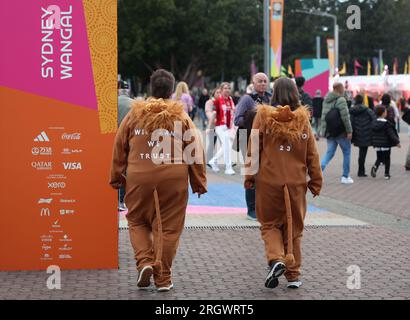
[257,105,311,143]
[128,98,187,133]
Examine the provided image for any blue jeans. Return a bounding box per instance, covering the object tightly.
[321,136,352,178]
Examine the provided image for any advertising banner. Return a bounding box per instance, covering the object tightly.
[327,38,335,75]
[270,0,284,78]
[294,59,330,98]
[0,0,118,270]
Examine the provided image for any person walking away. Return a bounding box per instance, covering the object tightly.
[172,82,193,114]
[117,80,133,211]
[320,82,354,184]
[312,90,324,140]
[198,89,210,129]
[208,82,236,175]
[205,88,221,165]
[349,94,376,177]
[378,94,396,128]
[110,69,207,291]
[295,77,312,112]
[234,73,271,221]
[245,77,323,289]
[371,105,401,180]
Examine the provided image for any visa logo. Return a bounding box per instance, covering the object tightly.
[62,162,82,170]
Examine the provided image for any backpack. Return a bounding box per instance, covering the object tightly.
[403,108,410,125]
[325,99,345,137]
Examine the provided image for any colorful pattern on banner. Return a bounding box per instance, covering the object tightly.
[327,39,335,76]
[294,59,330,98]
[0,0,118,270]
[270,0,284,78]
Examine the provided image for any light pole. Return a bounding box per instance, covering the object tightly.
[293,9,339,73]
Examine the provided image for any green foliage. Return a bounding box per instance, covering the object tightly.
[118,0,410,88]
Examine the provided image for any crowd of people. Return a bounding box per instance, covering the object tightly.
[113,70,409,292]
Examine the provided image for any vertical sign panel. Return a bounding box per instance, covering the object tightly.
[0,0,118,270]
[270,0,284,78]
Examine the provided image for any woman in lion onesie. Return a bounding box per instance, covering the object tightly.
[110,70,207,292]
[245,77,323,289]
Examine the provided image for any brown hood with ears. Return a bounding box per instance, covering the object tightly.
[257,105,311,144]
[128,98,187,133]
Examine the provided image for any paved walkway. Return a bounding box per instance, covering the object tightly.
[1,123,409,300]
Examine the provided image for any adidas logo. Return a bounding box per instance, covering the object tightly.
[34,131,50,142]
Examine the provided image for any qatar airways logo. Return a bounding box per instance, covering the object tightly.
[41,5,73,79]
[61,133,81,140]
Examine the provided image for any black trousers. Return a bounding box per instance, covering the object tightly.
[374,149,391,176]
[358,147,368,175]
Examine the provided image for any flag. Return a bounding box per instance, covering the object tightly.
[372,57,379,75]
[339,62,347,75]
[354,59,363,76]
[270,0,284,77]
[367,60,371,76]
[408,56,410,74]
[393,58,398,75]
[364,93,369,108]
[327,38,335,75]
[379,57,384,75]
[280,65,287,76]
[405,61,408,75]
[288,65,294,77]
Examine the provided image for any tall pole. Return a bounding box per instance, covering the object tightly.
[316,36,321,59]
[263,0,270,79]
[335,22,339,73]
[293,9,339,74]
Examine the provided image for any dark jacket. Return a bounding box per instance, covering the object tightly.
[371,119,400,148]
[349,104,376,147]
[312,97,323,119]
[299,88,312,109]
[321,92,353,137]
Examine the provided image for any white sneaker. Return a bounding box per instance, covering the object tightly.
[209,161,220,172]
[137,266,153,288]
[224,168,235,175]
[287,280,303,289]
[118,202,128,211]
[341,176,354,184]
[157,283,174,292]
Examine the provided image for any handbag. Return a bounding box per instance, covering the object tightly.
[402,108,410,125]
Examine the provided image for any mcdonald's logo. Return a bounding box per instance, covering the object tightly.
[40,208,51,217]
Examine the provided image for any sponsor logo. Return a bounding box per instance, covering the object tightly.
[59,234,72,242]
[47,174,67,180]
[32,161,52,170]
[61,148,83,155]
[52,220,60,228]
[41,253,53,261]
[48,182,66,189]
[34,131,50,142]
[60,209,75,216]
[40,208,51,217]
[32,147,52,156]
[50,230,63,234]
[59,254,72,259]
[40,235,53,242]
[61,133,81,140]
[62,162,82,170]
[42,244,52,251]
[60,199,76,204]
[59,244,72,251]
[38,198,53,204]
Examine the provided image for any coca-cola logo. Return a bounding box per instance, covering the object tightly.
[61,133,81,140]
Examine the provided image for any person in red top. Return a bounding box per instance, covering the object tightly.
[209,82,236,175]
